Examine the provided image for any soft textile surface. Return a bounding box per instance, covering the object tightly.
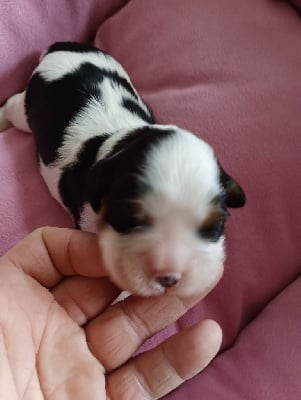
[0,0,129,250]
[0,0,129,104]
[289,0,301,10]
[1,0,301,399]
[164,277,301,400]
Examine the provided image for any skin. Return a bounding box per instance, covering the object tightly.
[0,227,222,399]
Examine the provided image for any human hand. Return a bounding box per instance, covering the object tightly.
[0,227,222,399]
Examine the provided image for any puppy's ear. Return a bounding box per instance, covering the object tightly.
[219,164,246,208]
[88,158,114,212]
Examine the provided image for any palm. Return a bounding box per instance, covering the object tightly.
[0,263,105,398]
[0,227,222,399]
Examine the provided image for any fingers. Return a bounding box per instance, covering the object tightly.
[52,276,120,325]
[85,284,215,372]
[106,320,222,400]
[1,227,107,288]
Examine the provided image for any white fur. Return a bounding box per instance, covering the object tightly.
[79,203,99,233]
[36,51,131,84]
[97,131,225,297]
[0,105,12,131]
[39,161,64,205]
[21,49,148,234]
[3,47,226,298]
[0,92,30,133]
[36,51,151,203]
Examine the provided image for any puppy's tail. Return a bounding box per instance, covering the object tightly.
[0,91,31,133]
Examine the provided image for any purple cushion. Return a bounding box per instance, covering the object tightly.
[289,0,301,10]
[94,0,301,398]
[0,0,301,398]
[0,0,129,104]
[165,277,301,399]
[0,0,129,251]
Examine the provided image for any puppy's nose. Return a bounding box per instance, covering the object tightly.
[156,274,180,288]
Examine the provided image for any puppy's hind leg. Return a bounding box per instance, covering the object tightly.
[0,91,31,133]
[0,105,12,132]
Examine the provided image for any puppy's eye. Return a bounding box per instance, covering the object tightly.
[119,215,152,234]
[198,219,226,242]
[124,215,150,232]
[105,202,151,234]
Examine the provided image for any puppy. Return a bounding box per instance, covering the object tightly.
[0,42,246,298]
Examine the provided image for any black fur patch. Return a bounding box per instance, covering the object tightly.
[26,62,150,165]
[104,199,150,234]
[102,70,139,100]
[108,125,167,159]
[219,164,246,208]
[59,135,109,226]
[88,126,175,233]
[122,98,154,124]
[46,41,103,55]
[25,63,103,165]
[44,43,139,100]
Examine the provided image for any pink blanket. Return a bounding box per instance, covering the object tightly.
[1,0,301,398]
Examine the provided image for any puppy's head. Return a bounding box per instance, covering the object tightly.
[88,125,245,297]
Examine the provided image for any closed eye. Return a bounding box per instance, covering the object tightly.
[104,200,151,234]
[198,219,226,242]
[124,215,151,232]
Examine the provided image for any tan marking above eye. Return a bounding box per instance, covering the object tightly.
[200,207,227,231]
[126,198,152,226]
[96,205,108,230]
[98,197,153,233]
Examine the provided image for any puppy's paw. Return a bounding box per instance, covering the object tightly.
[0,105,12,132]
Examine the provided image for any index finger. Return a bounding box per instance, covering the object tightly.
[85,277,220,372]
[1,227,107,288]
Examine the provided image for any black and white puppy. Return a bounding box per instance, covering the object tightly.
[0,42,246,298]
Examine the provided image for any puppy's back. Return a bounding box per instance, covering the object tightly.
[25,42,154,229]
[25,42,153,166]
